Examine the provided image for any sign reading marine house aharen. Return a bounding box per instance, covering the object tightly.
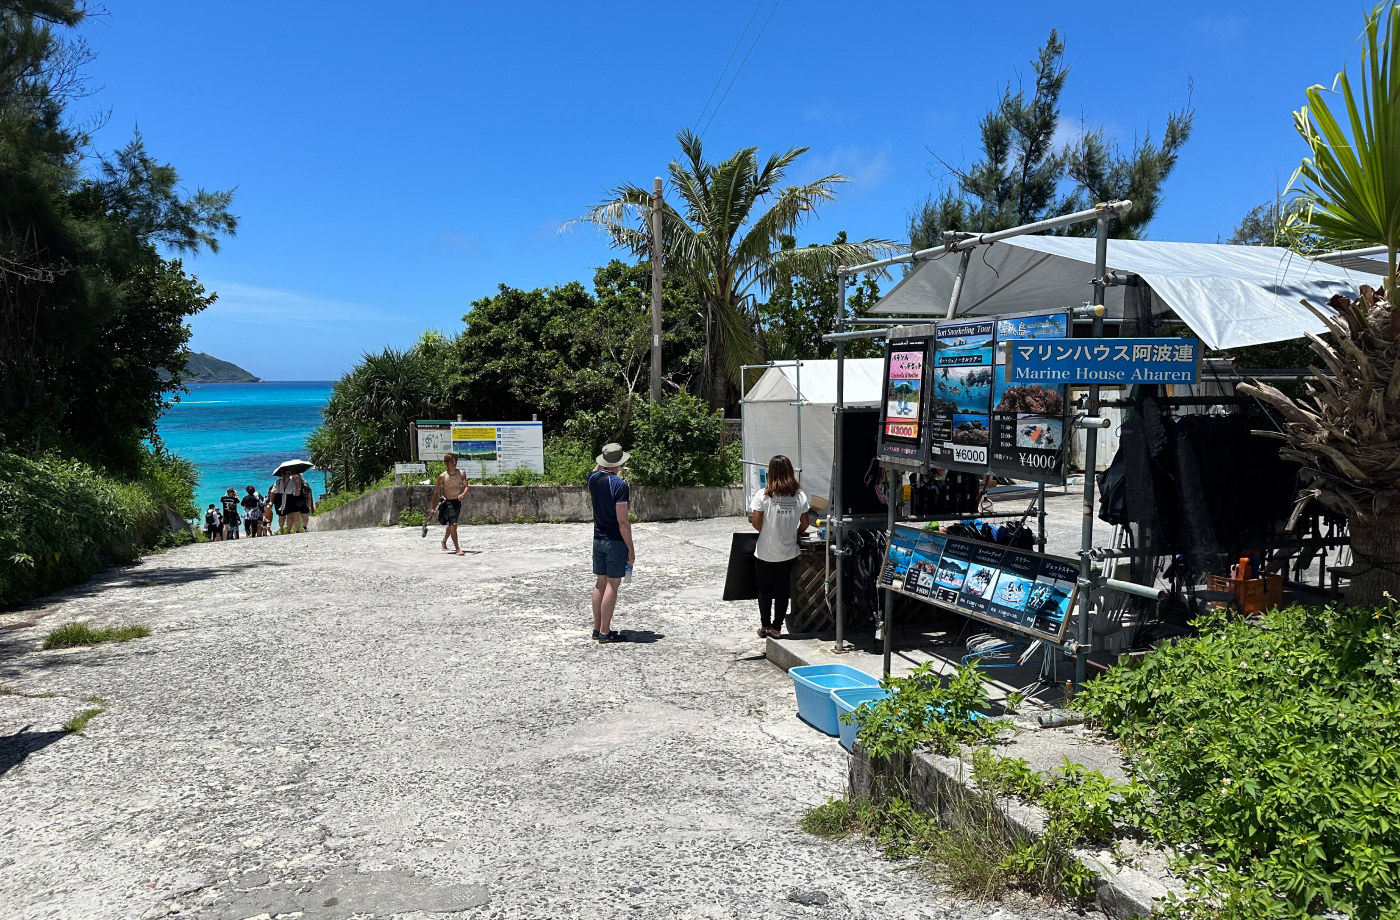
[1006,337,1200,385]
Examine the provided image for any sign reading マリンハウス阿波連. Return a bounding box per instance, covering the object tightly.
[1007,337,1200,385]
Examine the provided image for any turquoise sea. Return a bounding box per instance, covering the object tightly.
[157,382,333,516]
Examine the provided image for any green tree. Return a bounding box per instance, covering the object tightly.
[0,2,236,472]
[758,231,883,361]
[1238,4,1400,605]
[909,30,1194,249]
[578,129,897,411]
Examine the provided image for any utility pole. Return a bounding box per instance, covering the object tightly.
[650,176,664,403]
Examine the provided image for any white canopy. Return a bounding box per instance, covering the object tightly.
[872,237,1382,349]
[741,359,883,505]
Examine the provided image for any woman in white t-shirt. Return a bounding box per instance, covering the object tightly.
[748,455,810,638]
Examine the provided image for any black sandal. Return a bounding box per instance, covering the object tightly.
[597,630,627,643]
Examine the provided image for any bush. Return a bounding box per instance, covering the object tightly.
[626,393,740,488]
[0,451,192,608]
[1076,604,1400,919]
[853,661,1005,757]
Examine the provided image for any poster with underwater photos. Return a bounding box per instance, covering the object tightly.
[991,311,1070,483]
[880,523,1075,642]
[930,320,995,471]
[880,527,920,590]
[877,335,930,467]
[907,531,947,599]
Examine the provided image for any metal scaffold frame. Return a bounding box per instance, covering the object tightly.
[825,200,1134,682]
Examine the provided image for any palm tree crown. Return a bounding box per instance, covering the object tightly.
[578,129,898,409]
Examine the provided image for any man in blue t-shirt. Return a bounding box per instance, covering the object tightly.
[587,442,634,643]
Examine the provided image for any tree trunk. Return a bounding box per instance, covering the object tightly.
[709,334,729,411]
[1345,501,1400,606]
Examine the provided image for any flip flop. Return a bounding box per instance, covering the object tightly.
[454,550,466,556]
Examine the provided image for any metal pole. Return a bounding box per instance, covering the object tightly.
[1075,215,1110,686]
[794,360,803,480]
[409,422,419,462]
[650,177,664,403]
[882,467,899,677]
[834,269,848,654]
[1037,480,1047,555]
[944,249,973,320]
[843,199,1133,276]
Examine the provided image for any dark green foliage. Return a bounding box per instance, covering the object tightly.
[851,661,1005,757]
[307,333,452,491]
[909,30,1193,249]
[0,450,195,607]
[759,232,883,361]
[626,393,740,488]
[1076,604,1400,919]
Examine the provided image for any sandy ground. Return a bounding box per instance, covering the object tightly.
[0,519,1098,920]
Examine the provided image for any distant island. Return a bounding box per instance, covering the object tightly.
[167,352,262,383]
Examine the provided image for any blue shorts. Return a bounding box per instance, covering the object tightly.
[593,538,628,578]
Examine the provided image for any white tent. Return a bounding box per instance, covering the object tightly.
[741,359,883,506]
[872,237,1382,349]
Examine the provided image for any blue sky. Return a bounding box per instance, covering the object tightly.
[79,1,1379,380]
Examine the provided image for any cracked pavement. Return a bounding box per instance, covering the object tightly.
[1,519,1096,920]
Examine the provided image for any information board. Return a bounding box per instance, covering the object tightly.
[876,332,933,467]
[929,320,996,471]
[415,420,545,478]
[879,523,1077,642]
[991,311,1070,482]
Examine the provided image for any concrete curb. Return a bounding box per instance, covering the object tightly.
[766,636,1173,919]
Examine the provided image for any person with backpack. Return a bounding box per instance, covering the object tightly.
[748,454,810,639]
[221,488,241,541]
[204,504,222,542]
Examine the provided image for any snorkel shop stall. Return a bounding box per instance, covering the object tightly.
[824,199,1375,686]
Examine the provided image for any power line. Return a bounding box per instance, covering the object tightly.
[699,0,783,140]
[692,0,765,133]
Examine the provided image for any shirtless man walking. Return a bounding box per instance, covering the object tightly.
[427,452,470,555]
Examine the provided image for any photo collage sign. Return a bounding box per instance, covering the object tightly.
[880,523,1077,642]
[876,332,932,467]
[928,320,995,470]
[990,311,1071,482]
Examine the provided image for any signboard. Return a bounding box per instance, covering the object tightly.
[394,462,427,475]
[877,332,932,467]
[879,523,1077,643]
[415,420,545,478]
[1007,337,1200,385]
[929,320,996,471]
[991,311,1070,482]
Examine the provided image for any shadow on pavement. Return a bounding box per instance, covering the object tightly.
[618,630,664,644]
[0,726,68,778]
[6,560,293,609]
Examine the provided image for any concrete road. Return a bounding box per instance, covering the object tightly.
[0,520,1090,920]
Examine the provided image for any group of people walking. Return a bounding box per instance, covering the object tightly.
[202,472,315,541]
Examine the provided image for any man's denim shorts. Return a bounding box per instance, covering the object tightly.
[592,538,628,578]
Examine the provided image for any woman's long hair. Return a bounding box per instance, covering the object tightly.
[765,455,801,498]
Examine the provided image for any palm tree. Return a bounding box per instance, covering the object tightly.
[1239,5,1400,605]
[578,130,898,410]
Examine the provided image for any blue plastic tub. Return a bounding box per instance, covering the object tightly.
[831,686,890,752]
[789,664,881,735]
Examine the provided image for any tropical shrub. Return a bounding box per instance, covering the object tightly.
[1076,604,1400,919]
[0,451,192,607]
[626,393,740,489]
[852,661,1004,757]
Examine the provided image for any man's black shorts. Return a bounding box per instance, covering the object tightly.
[438,499,462,526]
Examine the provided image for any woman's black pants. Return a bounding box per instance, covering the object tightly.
[754,557,797,631]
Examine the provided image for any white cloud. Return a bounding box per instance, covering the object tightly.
[201,279,393,330]
[804,146,891,189]
[1193,14,1244,44]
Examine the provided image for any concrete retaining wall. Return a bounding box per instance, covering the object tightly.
[308,484,743,532]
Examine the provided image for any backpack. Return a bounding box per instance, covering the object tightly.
[205,509,219,528]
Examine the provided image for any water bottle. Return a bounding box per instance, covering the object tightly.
[624,564,633,583]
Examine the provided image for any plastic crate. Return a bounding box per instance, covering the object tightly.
[789,664,881,735]
[831,687,890,752]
